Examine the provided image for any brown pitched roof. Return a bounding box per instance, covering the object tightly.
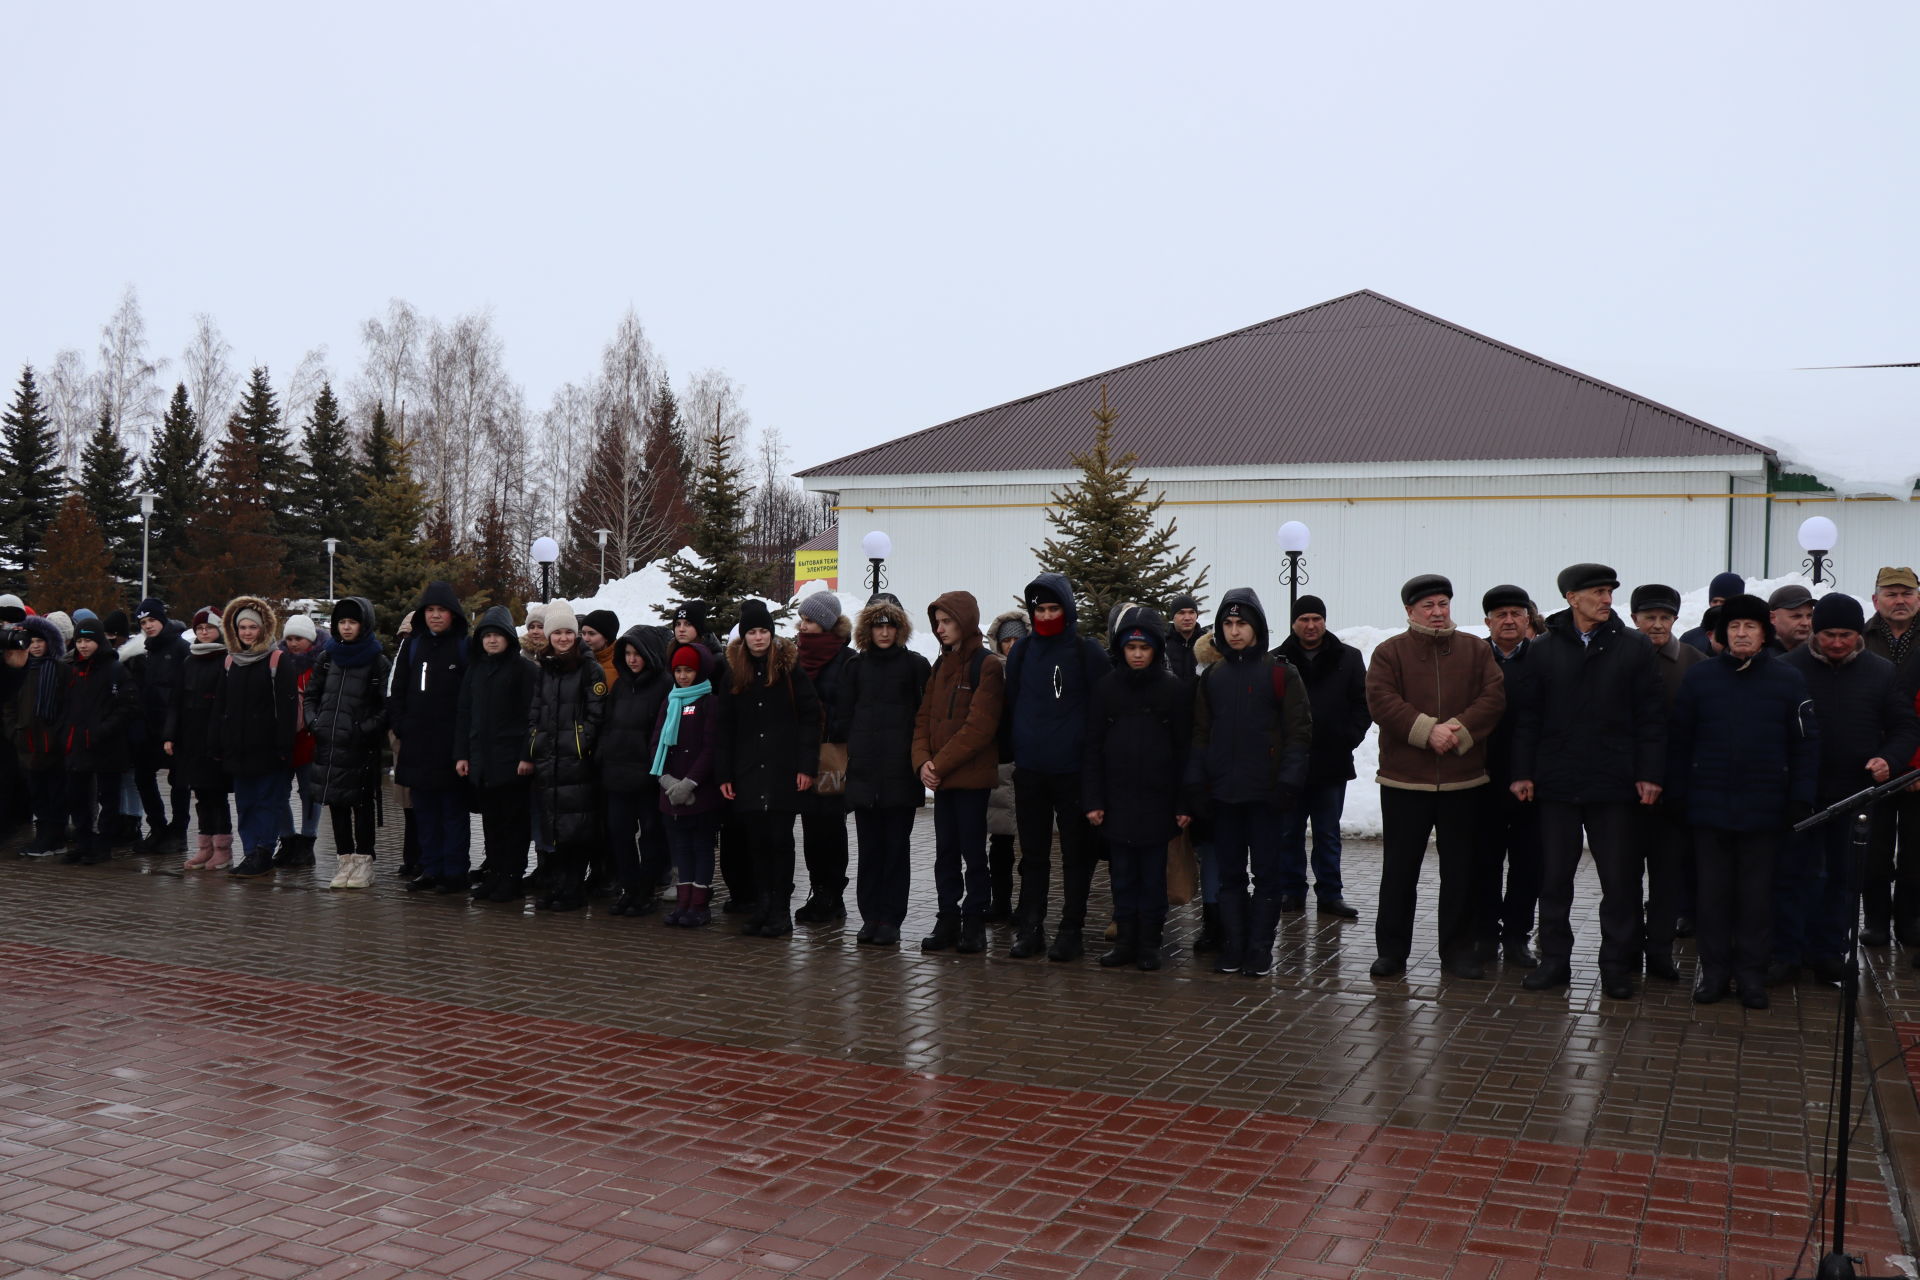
[798,289,1771,478]
[794,525,838,554]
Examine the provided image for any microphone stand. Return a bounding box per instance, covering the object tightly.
[1791,764,1920,1280]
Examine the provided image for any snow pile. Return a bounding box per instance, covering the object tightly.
[556,549,783,638]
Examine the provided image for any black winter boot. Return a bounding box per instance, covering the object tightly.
[1008,914,1048,959]
[1136,916,1165,971]
[920,914,961,952]
[1242,897,1282,977]
[1098,922,1138,968]
[1213,894,1247,974]
[1193,902,1222,954]
[1047,925,1084,963]
[757,903,794,938]
[957,915,987,954]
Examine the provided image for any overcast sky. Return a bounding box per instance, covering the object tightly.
[4,3,1913,489]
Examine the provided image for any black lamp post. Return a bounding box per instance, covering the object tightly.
[1276,520,1311,614]
[532,536,559,603]
[861,530,891,599]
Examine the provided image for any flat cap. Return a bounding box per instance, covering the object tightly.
[1767,583,1814,611]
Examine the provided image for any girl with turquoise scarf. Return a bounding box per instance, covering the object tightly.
[651,643,723,926]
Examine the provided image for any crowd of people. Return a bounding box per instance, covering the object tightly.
[3,560,1918,1009]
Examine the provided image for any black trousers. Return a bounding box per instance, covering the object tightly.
[1473,784,1541,946]
[741,810,798,907]
[328,800,378,857]
[989,833,1015,907]
[472,783,532,882]
[1637,803,1691,956]
[1376,787,1479,964]
[1014,768,1097,930]
[1695,826,1776,989]
[1536,800,1640,971]
[1108,839,1169,926]
[720,814,756,905]
[801,801,850,901]
[66,771,116,847]
[855,805,916,925]
[191,785,232,835]
[933,789,990,917]
[605,787,669,892]
[1866,791,1920,936]
[134,765,181,833]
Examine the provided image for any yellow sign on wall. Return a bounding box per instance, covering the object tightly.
[794,548,839,595]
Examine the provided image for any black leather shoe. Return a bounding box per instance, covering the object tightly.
[1047,927,1084,962]
[1442,956,1486,980]
[1503,942,1540,969]
[1645,953,1681,982]
[758,907,794,938]
[1739,982,1769,1010]
[1008,924,1047,959]
[1861,926,1891,947]
[1368,955,1406,978]
[1276,893,1306,913]
[1764,960,1800,987]
[956,918,987,954]
[856,923,878,945]
[1601,971,1636,1000]
[875,923,900,946]
[1522,959,1571,991]
[1317,897,1359,919]
[1693,972,1728,1004]
[920,915,959,952]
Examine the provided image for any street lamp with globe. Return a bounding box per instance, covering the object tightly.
[1276,520,1311,614]
[1798,515,1838,586]
[532,536,560,603]
[861,530,892,599]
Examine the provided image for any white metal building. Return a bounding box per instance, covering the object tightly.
[798,291,1912,626]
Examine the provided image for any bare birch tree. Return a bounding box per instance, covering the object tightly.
[42,348,96,475]
[181,314,237,448]
[96,285,165,450]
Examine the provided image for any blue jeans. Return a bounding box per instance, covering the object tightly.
[1276,781,1346,900]
[413,785,472,881]
[1198,839,1219,905]
[232,771,292,859]
[664,811,719,887]
[278,763,322,838]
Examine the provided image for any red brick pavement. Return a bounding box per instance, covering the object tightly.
[0,940,1899,1280]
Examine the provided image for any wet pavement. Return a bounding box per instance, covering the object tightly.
[1,785,1914,1278]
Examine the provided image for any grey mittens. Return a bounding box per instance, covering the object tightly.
[660,774,698,807]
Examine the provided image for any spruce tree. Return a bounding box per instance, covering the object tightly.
[228,366,304,544]
[0,364,67,592]
[78,407,143,589]
[659,423,758,635]
[340,404,433,636]
[292,381,362,596]
[28,494,125,614]
[1034,385,1209,636]
[469,493,527,611]
[561,424,630,598]
[140,384,210,602]
[170,417,293,608]
[638,377,695,561]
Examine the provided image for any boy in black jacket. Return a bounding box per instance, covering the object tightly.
[1084,608,1192,971]
[454,605,538,902]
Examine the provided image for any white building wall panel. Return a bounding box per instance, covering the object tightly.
[832,469,1766,630]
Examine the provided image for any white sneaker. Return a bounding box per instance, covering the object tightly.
[351,854,377,888]
[328,857,354,889]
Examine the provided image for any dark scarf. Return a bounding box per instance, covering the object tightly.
[30,656,60,724]
[797,631,845,677]
[327,633,384,670]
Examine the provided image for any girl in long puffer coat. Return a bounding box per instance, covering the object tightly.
[12,616,69,857]
[305,597,390,890]
[844,594,930,947]
[454,605,538,902]
[59,614,139,864]
[170,607,234,868]
[600,624,674,916]
[210,596,300,879]
[526,599,607,911]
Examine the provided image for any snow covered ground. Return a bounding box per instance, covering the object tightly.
[555,554,1863,838]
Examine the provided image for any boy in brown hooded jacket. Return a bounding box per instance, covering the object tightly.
[911,590,1005,954]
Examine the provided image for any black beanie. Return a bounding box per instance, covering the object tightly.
[1290,594,1327,622]
[581,609,620,640]
[1401,574,1452,607]
[134,597,168,624]
[737,599,775,635]
[1713,593,1774,646]
[1167,593,1199,615]
[1481,584,1531,615]
[1629,584,1682,615]
[673,600,709,629]
[1812,593,1866,634]
[102,609,131,637]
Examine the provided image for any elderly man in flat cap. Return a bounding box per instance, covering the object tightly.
[1511,563,1667,1000]
[1364,574,1505,980]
